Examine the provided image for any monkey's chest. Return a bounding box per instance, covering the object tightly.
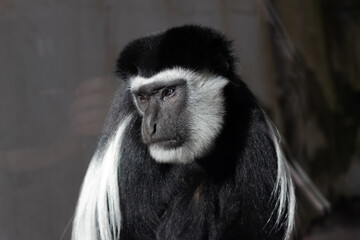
[119,156,204,237]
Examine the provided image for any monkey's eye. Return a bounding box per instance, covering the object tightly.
[163,87,175,98]
[137,94,149,102]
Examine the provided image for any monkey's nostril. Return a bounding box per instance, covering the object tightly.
[152,124,157,136]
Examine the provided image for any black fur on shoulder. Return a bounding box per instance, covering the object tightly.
[116,25,237,80]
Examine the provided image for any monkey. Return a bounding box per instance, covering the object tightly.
[72,25,295,240]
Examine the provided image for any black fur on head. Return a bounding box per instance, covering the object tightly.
[116,25,237,80]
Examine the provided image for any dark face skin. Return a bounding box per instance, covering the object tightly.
[132,79,189,149]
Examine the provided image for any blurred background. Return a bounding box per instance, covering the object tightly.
[0,0,359,239]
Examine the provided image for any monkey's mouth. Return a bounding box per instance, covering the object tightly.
[150,139,182,149]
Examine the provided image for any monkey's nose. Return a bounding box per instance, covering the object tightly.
[143,116,157,143]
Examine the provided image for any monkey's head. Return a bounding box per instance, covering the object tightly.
[116,25,237,164]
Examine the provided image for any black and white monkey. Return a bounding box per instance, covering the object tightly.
[72,25,295,240]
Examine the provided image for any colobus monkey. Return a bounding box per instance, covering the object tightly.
[72,25,295,240]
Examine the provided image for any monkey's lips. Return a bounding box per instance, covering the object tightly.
[149,138,182,149]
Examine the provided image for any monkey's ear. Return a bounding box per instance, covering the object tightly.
[116,56,138,80]
[205,44,237,78]
[199,29,236,77]
[116,38,146,80]
[207,51,231,76]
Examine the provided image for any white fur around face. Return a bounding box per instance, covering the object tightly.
[130,68,229,164]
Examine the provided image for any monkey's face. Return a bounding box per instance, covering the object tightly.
[130,68,228,164]
[133,78,189,149]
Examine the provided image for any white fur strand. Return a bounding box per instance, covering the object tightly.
[72,114,133,240]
